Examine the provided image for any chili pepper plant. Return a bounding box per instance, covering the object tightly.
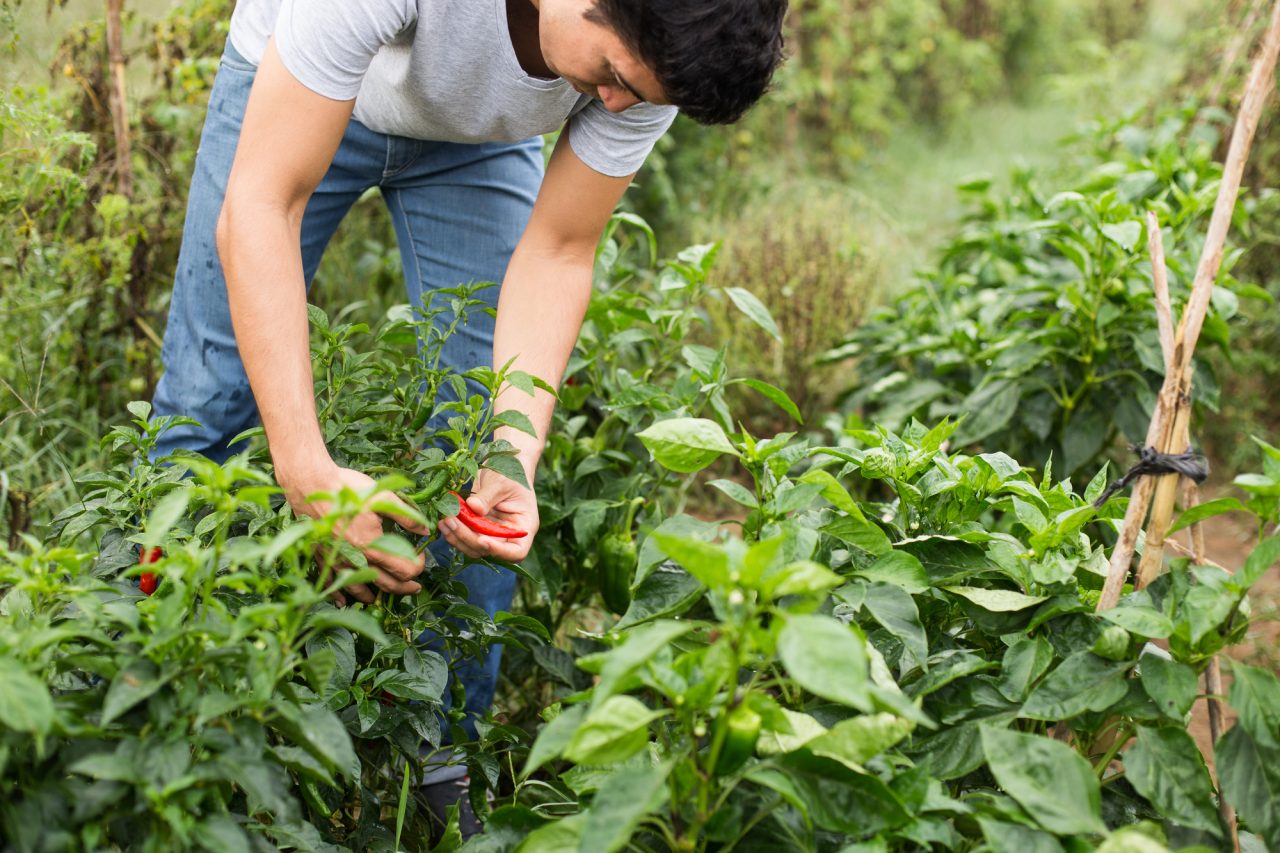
[0,287,554,850]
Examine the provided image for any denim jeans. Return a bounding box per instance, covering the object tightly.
[152,40,541,778]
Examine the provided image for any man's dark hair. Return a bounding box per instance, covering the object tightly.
[585,0,787,125]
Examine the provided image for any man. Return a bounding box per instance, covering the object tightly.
[151,0,785,833]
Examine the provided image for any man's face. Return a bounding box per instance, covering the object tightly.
[536,0,668,113]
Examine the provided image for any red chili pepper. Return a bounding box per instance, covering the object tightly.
[139,546,161,595]
[449,491,527,539]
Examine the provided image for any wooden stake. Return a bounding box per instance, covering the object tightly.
[1178,482,1241,853]
[1097,215,1176,610]
[1135,0,1280,590]
[105,0,133,198]
[1098,1,1280,608]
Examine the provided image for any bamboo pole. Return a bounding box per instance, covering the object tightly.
[105,0,133,198]
[1097,1,1280,608]
[1097,215,1174,610]
[1135,0,1280,590]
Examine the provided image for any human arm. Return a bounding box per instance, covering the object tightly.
[217,39,428,601]
[438,130,635,561]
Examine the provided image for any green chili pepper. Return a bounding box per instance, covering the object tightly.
[713,704,762,776]
[598,498,643,615]
[300,777,335,818]
[407,469,448,505]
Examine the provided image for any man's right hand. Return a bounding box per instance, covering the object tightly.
[281,464,430,605]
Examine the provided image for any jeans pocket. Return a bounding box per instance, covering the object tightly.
[218,38,259,74]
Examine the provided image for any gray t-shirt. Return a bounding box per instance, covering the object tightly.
[228,0,677,177]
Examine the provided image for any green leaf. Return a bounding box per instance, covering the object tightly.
[1240,536,1280,589]
[997,636,1054,703]
[272,702,360,780]
[1169,497,1248,534]
[102,659,167,725]
[481,452,530,489]
[944,586,1048,612]
[823,514,893,556]
[1125,726,1221,836]
[756,707,828,755]
[798,469,866,520]
[1229,663,1280,751]
[564,696,660,765]
[368,533,418,561]
[1095,825,1173,853]
[652,534,729,590]
[1139,654,1198,720]
[723,286,781,341]
[905,650,997,698]
[804,713,913,771]
[1101,605,1174,638]
[141,488,191,546]
[777,614,872,712]
[0,658,54,734]
[1216,725,1280,852]
[767,560,844,598]
[731,378,802,424]
[981,725,1106,835]
[708,479,758,508]
[515,813,586,853]
[578,760,672,853]
[615,563,704,629]
[773,752,910,834]
[637,418,738,473]
[953,380,1020,445]
[523,705,588,777]
[1084,463,1111,506]
[855,551,929,595]
[862,583,928,669]
[1101,220,1143,251]
[1021,652,1131,720]
[592,620,693,706]
[305,607,389,645]
[977,818,1065,853]
[493,409,538,438]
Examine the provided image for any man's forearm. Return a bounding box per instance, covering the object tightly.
[218,198,332,487]
[491,242,595,483]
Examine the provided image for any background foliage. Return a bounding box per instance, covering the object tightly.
[4,0,1280,850]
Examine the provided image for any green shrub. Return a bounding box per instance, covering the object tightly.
[825,107,1271,477]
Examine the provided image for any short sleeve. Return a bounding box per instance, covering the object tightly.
[273,0,416,100]
[567,101,678,178]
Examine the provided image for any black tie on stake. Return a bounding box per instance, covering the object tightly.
[1092,445,1210,508]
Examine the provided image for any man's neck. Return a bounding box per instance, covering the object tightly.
[506,0,555,79]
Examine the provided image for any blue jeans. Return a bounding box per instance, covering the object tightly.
[152,40,539,770]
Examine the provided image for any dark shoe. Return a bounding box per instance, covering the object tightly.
[422,774,485,840]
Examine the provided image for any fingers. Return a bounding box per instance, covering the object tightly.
[373,489,431,537]
[344,582,375,605]
[336,511,425,583]
[438,516,534,562]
